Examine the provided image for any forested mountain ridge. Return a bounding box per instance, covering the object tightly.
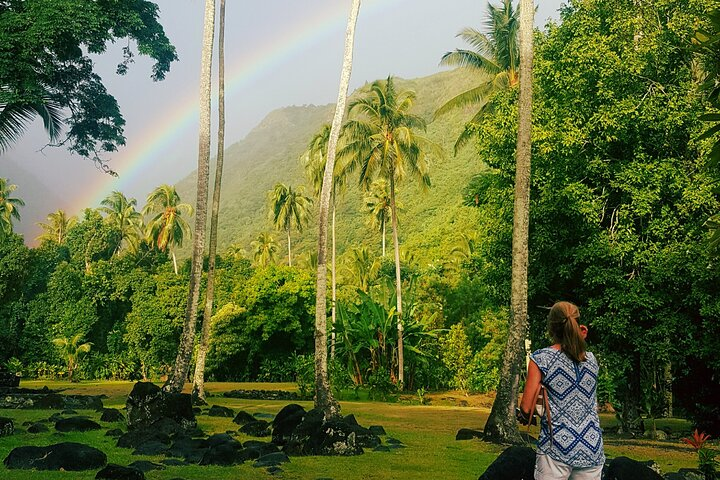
[175,68,485,263]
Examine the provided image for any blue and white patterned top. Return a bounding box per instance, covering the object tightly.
[530,347,605,467]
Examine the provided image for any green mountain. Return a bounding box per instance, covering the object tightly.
[175,69,487,265]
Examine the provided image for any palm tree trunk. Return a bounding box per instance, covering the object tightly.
[287,227,292,266]
[331,204,337,360]
[382,219,386,257]
[192,0,226,404]
[172,250,178,275]
[483,0,533,444]
[165,0,216,394]
[664,361,672,417]
[389,174,404,388]
[314,0,360,417]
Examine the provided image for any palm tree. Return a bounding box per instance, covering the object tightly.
[344,246,380,293]
[226,243,247,261]
[269,183,313,267]
[0,89,63,153]
[0,178,25,237]
[251,232,279,268]
[364,179,394,257]
[340,76,441,387]
[450,231,479,261]
[483,0,534,445]
[435,0,520,152]
[165,0,216,394]
[143,184,194,274]
[193,0,227,403]
[52,334,92,383]
[312,0,361,417]
[303,123,351,359]
[99,191,143,254]
[36,209,77,245]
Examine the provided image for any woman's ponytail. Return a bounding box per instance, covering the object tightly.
[547,301,586,362]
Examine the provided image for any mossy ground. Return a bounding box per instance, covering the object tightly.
[0,381,704,479]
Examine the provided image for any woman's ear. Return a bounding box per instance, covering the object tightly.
[579,324,588,339]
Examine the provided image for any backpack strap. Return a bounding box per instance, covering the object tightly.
[541,382,554,450]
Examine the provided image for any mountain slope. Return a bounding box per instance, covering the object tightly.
[176,68,487,264]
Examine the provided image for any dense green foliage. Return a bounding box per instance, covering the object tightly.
[0,0,177,164]
[463,0,720,434]
[2,0,719,441]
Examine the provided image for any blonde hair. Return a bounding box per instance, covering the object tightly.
[547,301,586,362]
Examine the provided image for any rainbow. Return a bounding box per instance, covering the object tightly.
[75,0,405,214]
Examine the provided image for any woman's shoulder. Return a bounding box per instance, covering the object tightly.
[530,347,558,369]
[531,346,558,357]
[584,350,598,364]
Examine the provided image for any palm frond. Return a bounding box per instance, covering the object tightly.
[440,49,502,76]
[435,82,494,118]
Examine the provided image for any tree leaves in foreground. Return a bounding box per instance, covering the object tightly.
[467,0,719,435]
[0,0,177,167]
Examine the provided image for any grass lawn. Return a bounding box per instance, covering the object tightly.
[0,381,703,479]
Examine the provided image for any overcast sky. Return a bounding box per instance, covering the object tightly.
[2,0,563,242]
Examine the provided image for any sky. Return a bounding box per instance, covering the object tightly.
[1,0,563,242]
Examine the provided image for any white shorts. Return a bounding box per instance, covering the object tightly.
[534,453,603,480]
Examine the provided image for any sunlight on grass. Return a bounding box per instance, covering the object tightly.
[0,382,704,479]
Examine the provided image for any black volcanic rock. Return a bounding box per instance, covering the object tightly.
[95,464,145,480]
[4,442,107,471]
[126,382,195,431]
[55,416,102,432]
[478,446,535,480]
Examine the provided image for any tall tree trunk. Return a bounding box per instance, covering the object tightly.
[664,361,673,417]
[389,174,404,387]
[192,0,226,404]
[331,204,337,360]
[314,0,360,417]
[172,250,178,275]
[483,0,534,443]
[164,0,216,394]
[619,353,645,435]
[287,227,292,267]
[382,220,386,257]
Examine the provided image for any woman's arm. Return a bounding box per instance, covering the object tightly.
[519,359,542,417]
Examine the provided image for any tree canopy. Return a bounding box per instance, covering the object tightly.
[0,0,177,168]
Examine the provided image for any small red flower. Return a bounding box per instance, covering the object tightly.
[682,429,711,451]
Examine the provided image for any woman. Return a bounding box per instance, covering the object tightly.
[517,301,605,479]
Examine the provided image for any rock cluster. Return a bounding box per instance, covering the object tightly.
[0,385,103,410]
[126,382,196,431]
[2,383,392,478]
[222,389,301,401]
[282,406,381,456]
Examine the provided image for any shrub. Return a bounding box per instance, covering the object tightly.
[293,353,315,399]
[368,367,398,401]
[4,357,23,376]
[26,361,63,380]
[439,323,473,394]
[258,356,296,382]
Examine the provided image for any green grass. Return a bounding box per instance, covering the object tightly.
[0,381,703,479]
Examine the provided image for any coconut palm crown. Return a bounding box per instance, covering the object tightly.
[36,209,77,245]
[435,0,520,152]
[268,183,313,267]
[0,177,25,237]
[142,184,193,273]
[100,191,143,254]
